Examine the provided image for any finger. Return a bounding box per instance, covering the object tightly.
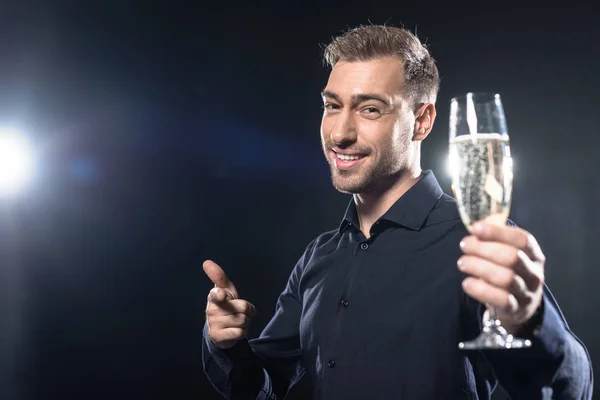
[462,277,519,314]
[207,287,232,304]
[211,327,246,342]
[203,260,239,297]
[208,313,252,330]
[515,249,545,292]
[460,236,543,291]
[471,221,545,263]
[206,298,257,318]
[457,255,530,304]
[203,260,233,288]
[226,300,257,317]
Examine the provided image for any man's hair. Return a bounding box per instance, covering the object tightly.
[323,25,440,105]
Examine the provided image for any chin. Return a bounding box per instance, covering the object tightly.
[331,176,368,194]
[332,185,356,195]
[329,165,375,194]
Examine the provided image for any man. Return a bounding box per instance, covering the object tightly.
[201,25,593,399]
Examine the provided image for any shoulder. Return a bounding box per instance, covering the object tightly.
[305,228,340,256]
[296,228,341,266]
[426,192,518,229]
[424,192,463,228]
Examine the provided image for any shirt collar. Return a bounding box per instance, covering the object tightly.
[338,170,445,233]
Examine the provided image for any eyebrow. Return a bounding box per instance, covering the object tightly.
[321,90,392,108]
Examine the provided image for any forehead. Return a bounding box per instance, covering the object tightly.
[324,56,406,99]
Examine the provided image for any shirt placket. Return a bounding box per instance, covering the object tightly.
[321,229,373,398]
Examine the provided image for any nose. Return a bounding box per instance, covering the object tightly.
[329,110,357,147]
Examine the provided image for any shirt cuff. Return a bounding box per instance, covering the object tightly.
[526,294,567,360]
[484,293,568,389]
[203,321,256,366]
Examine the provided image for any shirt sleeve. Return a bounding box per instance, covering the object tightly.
[482,285,594,399]
[201,238,318,399]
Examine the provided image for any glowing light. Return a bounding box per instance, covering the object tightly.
[446,149,459,180]
[0,128,34,195]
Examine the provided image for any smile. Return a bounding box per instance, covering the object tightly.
[333,151,367,171]
[337,154,362,161]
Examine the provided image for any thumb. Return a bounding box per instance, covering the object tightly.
[203,260,239,297]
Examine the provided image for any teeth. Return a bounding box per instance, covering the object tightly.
[337,154,362,161]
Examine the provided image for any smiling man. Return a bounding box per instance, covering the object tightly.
[319,54,435,240]
[201,25,593,399]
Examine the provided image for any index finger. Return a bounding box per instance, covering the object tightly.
[203,260,234,289]
[471,221,545,262]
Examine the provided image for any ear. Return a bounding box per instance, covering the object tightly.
[413,103,436,141]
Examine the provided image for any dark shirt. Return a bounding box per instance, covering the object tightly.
[202,170,593,399]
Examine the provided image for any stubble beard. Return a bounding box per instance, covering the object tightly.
[329,145,407,195]
[325,124,414,195]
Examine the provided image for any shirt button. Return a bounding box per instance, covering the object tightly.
[327,360,336,368]
[360,243,369,250]
[341,300,349,307]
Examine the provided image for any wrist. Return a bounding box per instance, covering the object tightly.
[501,300,544,337]
[487,300,544,336]
[517,299,545,337]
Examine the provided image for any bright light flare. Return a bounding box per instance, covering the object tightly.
[0,129,34,195]
[446,148,459,180]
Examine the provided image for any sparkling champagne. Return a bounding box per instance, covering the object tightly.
[449,133,512,231]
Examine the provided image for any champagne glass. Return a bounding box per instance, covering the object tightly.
[449,92,532,350]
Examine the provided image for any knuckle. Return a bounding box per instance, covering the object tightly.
[208,288,221,301]
[524,232,536,248]
[206,314,221,327]
[499,298,509,313]
[507,294,519,313]
[208,327,223,341]
[508,250,521,269]
[521,292,534,307]
[537,252,547,264]
[518,230,530,249]
[205,302,217,314]
[499,270,516,288]
[228,328,244,340]
[500,294,514,313]
[526,233,546,261]
[239,315,250,328]
[222,313,237,325]
[530,270,543,288]
[206,303,228,318]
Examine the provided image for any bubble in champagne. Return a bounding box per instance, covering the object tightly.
[450,134,512,229]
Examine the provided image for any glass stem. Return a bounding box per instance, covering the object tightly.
[487,305,500,326]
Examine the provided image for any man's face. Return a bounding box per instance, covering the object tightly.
[320,56,417,195]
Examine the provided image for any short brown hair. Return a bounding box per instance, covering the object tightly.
[323,25,440,105]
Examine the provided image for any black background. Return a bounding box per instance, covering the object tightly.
[0,2,598,399]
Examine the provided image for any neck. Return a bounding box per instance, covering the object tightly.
[354,165,423,238]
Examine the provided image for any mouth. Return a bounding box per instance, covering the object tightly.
[331,150,367,171]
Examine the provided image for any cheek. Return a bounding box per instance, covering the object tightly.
[367,121,400,148]
[391,120,413,147]
[320,118,330,140]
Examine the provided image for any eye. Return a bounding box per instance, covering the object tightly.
[323,103,341,113]
[361,107,380,115]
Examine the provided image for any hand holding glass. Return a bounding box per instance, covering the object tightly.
[449,92,532,350]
